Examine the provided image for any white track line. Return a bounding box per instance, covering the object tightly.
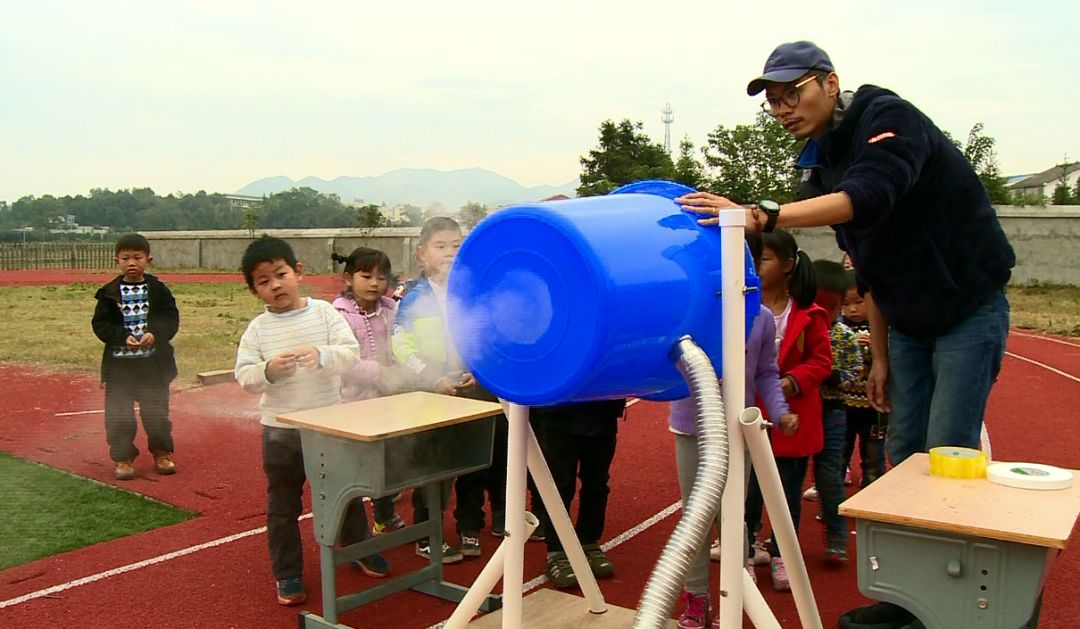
[1010,331,1080,349]
[1005,351,1080,384]
[425,501,683,628]
[54,409,104,417]
[0,514,312,609]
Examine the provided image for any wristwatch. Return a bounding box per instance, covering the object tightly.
[758,199,780,233]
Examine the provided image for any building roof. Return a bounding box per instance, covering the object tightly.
[1008,162,1080,190]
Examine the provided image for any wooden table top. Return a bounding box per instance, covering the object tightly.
[276,391,503,442]
[839,453,1080,549]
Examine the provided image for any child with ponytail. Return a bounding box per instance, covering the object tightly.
[743,229,833,591]
[331,247,407,540]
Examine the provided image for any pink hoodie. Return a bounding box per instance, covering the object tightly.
[332,293,398,401]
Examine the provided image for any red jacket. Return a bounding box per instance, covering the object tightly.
[763,301,833,458]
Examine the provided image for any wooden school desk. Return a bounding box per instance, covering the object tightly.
[839,453,1080,629]
[278,391,504,628]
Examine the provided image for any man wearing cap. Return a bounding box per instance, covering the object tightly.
[677,41,1015,469]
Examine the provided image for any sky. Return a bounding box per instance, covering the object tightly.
[2,0,1077,202]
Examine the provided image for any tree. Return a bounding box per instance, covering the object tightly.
[459,201,489,229]
[355,203,384,228]
[577,119,675,197]
[1051,159,1075,205]
[424,201,447,221]
[701,111,802,203]
[672,135,704,190]
[1052,181,1073,205]
[243,206,259,238]
[401,204,424,226]
[945,123,1012,205]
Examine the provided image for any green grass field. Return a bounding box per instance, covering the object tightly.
[0,281,1076,386]
[0,281,323,384]
[0,452,195,570]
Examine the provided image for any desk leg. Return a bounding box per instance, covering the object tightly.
[320,544,338,625]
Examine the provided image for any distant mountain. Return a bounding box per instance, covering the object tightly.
[236,168,579,208]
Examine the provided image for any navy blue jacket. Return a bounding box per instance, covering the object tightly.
[796,85,1014,337]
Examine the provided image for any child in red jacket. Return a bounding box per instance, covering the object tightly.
[744,230,833,592]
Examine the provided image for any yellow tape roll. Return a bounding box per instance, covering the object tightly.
[929,446,987,479]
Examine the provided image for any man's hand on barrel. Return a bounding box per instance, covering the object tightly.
[676,191,760,231]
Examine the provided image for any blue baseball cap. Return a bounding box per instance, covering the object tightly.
[746,41,834,96]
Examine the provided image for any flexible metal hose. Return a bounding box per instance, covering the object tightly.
[634,335,728,628]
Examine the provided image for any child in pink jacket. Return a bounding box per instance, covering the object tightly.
[332,247,407,534]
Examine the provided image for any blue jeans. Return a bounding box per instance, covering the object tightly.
[813,406,848,543]
[886,291,1009,465]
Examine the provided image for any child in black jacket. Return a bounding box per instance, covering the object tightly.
[92,233,179,480]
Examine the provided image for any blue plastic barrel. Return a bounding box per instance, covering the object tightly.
[447,180,761,406]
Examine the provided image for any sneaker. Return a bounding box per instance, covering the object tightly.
[751,541,770,566]
[415,540,464,564]
[372,514,405,536]
[459,532,482,557]
[545,552,577,588]
[708,539,721,562]
[352,553,391,577]
[276,576,306,606]
[825,536,849,564]
[677,590,710,628]
[491,512,506,537]
[114,460,135,481]
[844,468,854,486]
[582,543,615,578]
[802,485,819,501]
[153,453,175,475]
[745,557,757,584]
[529,519,547,542]
[770,557,790,591]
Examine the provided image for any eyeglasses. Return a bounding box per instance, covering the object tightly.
[760,75,818,115]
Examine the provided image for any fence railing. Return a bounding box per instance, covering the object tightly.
[0,243,114,270]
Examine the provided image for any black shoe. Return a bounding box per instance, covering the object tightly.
[491,511,505,537]
[415,540,464,564]
[545,552,577,588]
[582,543,615,578]
[838,602,916,629]
[459,531,482,557]
[529,520,547,542]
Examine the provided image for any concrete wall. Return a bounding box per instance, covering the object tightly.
[791,206,1080,286]
[143,207,1080,286]
[140,228,424,277]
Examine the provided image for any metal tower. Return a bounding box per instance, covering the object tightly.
[661,102,674,154]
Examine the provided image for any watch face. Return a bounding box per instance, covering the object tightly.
[760,200,780,213]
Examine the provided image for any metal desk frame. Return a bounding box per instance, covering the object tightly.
[840,454,1080,629]
[280,393,503,628]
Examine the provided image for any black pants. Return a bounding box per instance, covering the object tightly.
[454,412,546,534]
[844,406,887,487]
[372,495,396,524]
[745,455,809,558]
[262,426,370,580]
[104,361,173,462]
[454,413,507,533]
[543,428,617,553]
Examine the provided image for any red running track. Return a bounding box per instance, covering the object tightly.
[0,274,1078,628]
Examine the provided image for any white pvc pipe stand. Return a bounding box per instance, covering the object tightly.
[740,407,823,629]
[715,209,747,628]
[445,402,605,629]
